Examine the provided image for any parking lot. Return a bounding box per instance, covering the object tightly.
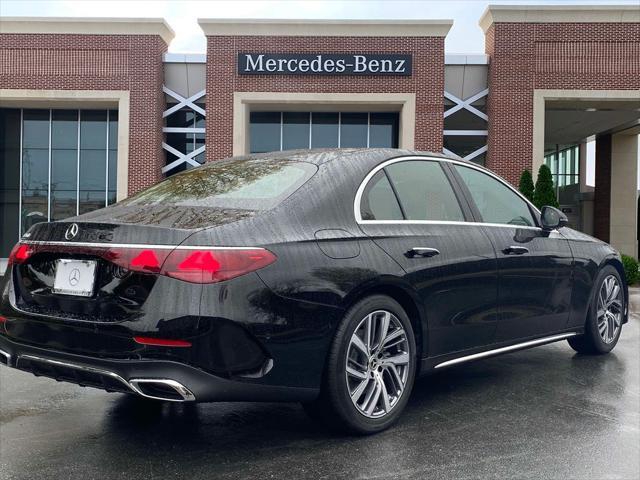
[1,289,638,480]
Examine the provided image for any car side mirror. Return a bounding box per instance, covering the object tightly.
[540,206,568,230]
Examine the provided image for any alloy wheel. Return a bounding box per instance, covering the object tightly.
[597,275,623,344]
[345,310,410,418]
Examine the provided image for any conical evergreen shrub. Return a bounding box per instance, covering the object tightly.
[518,169,534,202]
[533,164,559,209]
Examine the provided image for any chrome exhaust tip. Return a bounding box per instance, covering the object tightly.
[0,348,11,366]
[128,378,196,402]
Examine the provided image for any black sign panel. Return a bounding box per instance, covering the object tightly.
[238,53,412,76]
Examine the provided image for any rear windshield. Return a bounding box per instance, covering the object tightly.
[120,159,317,210]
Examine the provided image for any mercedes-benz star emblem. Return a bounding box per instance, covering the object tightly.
[65,223,79,240]
[68,268,81,287]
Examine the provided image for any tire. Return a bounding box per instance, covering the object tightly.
[303,295,417,435]
[568,265,625,355]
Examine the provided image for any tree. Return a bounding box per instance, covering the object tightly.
[518,169,534,202]
[533,164,559,209]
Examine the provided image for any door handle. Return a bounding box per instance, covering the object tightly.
[502,246,529,255]
[406,247,440,258]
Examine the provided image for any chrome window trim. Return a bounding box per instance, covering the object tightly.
[354,155,542,227]
[19,240,267,251]
[433,332,578,369]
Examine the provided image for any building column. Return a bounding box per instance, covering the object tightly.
[594,134,612,243]
[610,133,638,258]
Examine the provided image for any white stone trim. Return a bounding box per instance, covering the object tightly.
[532,89,640,181]
[0,89,130,201]
[199,18,452,37]
[0,17,175,45]
[480,5,640,33]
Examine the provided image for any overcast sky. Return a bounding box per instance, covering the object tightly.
[2,0,639,53]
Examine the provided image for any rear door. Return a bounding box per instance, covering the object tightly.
[357,158,498,357]
[449,163,573,342]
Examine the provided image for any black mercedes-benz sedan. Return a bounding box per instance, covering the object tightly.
[0,149,629,434]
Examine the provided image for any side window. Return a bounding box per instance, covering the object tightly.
[454,165,536,227]
[360,170,403,220]
[384,160,464,221]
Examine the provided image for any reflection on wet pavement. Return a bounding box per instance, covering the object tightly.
[1,290,639,480]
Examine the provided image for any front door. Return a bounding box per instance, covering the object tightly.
[357,158,499,357]
[450,163,573,342]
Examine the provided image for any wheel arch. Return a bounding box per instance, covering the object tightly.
[599,256,629,323]
[341,277,427,363]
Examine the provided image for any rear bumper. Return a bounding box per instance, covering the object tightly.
[0,336,317,403]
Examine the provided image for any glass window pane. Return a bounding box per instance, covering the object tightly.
[340,113,367,148]
[443,108,487,131]
[52,110,78,149]
[108,110,118,150]
[443,135,487,159]
[194,107,205,129]
[78,191,106,215]
[360,170,403,220]
[369,113,399,148]
[22,148,49,191]
[282,112,310,150]
[454,165,535,227]
[311,112,339,148]
[51,149,77,192]
[22,190,48,233]
[80,110,107,150]
[470,96,487,114]
[166,107,194,128]
[23,109,49,149]
[0,108,21,256]
[250,112,280,153]
[123,159,317,211]
[51,149,77,221]
[108,149,117,196]
[79,149,106,212]
[385,161,464,221]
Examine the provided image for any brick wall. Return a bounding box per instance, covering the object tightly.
[205,35,445,161]
[0,33,168,196]
[485,22,640,186]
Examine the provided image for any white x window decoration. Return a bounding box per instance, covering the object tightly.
[162,86,206,174]
[443,88,489,163]
[444,89,488,121]
[163,86,206,118]
[162,143,206,173]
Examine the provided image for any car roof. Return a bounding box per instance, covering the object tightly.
[233,148,452,166]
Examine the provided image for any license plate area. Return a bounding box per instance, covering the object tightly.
[53,259,97,297]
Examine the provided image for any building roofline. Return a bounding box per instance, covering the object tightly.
[0,16,175,45]
[445,54,489,65]
[197,18,453,37]
[479,5,640,33]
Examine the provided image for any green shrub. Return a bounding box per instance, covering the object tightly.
[533,164,559,209]
[518,169,535,202]
[621,254,639,285]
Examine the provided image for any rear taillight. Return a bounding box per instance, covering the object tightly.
[7,243,275,284]
[161,248,276,283]
[105,246,276,282]
[8,243,33,265]
[133,336,192,348]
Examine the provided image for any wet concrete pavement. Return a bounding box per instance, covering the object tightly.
[1,290,639,480]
